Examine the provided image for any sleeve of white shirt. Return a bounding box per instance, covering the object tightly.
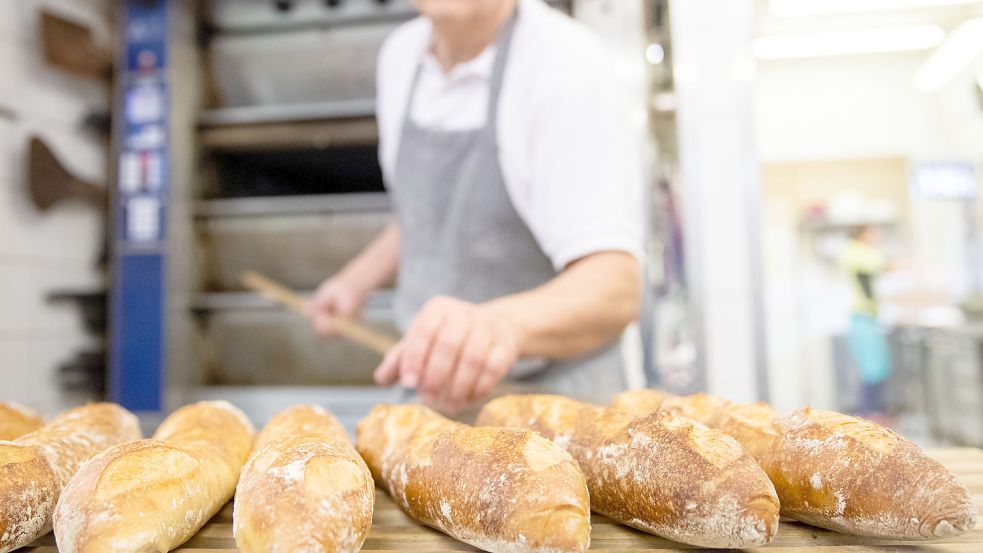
[521,37,646,271]
[375,18,430,188]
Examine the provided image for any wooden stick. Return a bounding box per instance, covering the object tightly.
[241,270,398,356]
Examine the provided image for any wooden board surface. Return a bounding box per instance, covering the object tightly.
[24,448,983,552]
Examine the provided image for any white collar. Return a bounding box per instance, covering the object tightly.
[421,40,498,82]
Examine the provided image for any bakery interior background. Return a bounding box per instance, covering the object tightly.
[1,0,983,446]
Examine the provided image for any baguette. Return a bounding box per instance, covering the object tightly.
[477,395,779,548]
[0,402,44,440]
[612,389,728,427]
[608,388,671,419]
[0,403,140,553]
[233,405,374,553]
[54,401,255,553]
[767,407,975,539]
[611,390,978,539]
[356,404,591,553]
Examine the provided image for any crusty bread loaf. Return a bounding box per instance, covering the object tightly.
[609,388,671,419]
[767,407,976,539]
[612,389,728,427]
[0,403,140,553]
[0,402,44,440]
[714,401,781,463]
[477,395,779,548]
[53,401,255,553]
[356,404,591,553]
[612,390,978,539]
[233,405,374,553]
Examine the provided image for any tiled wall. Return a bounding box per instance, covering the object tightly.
[0,0,110,415]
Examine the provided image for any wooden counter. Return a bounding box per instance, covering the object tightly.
[25,448,983,552]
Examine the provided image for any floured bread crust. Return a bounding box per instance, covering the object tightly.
[234,405,374,553]
[251,404,348,451]
[53,401,254,553]
[715,402,780,462]
[0,403,140,553]
[609,388,671,419]
[612,391,978,540]
[0,403,44,441]
[478,395,779,548]
[767,407,976,539]
[356,404,590,553]
[612,390,731,428]
[658,393,731,427]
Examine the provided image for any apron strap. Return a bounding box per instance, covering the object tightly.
[401,62,426,128]
[485,9,519,126]
[400,9,521,133]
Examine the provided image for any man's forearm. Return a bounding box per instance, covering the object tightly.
[482,251,642,359]
[338,221,401,294]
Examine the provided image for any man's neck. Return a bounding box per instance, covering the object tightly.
[430,0,517,73]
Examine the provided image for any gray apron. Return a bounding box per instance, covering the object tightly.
[389,12,626,406]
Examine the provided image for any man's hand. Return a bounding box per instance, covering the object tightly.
[307,275,368,337]
[307,222,401,336]
[374,296,523,413]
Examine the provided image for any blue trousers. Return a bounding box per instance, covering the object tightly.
[847,314,891,383]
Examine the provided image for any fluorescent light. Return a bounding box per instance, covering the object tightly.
[753,25,945,60]
[915,19,983,91]
[770,0,981,18]
[646,43,665,65]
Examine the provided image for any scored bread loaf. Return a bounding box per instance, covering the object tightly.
[53,401,255,553]
[0,403,140,553]
[477,395,779,548]
[0,402,44,440]
[356,404,591,553]
[233,405,374,553]
[713,401,782,463]
[611,390,978,539]
[768,407,976,539]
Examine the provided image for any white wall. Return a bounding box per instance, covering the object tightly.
[0,0,110,415]
[756,54,928,161]
[754,47,983,409]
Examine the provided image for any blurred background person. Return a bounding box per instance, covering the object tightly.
[841,225,892,423]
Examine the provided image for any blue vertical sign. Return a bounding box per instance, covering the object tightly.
[109,0,169,412]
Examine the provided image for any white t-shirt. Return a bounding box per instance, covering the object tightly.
[376,0,644,271]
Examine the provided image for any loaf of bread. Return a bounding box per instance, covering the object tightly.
[767,407,975,538]
[611,390,978,539]
[233,405,374,553]
[356,404,591,553]
[713,401,781,463]
[0,402,44,440]
[53,401,255,553]
[612,389,728,427]
[477,395,779,548]
[0,403,140,553]
[609,388,671,419]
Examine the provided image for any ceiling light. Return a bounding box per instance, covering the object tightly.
[646,43,665,65]
[915,18,983,91]
[753,25,945,60]
[770,0,981,18]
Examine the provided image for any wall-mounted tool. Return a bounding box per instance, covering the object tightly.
[27,137,107,212]
[40,9,112,80]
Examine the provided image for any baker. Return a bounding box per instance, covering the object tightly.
[309,0,643,413]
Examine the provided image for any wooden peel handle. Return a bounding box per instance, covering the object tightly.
[240,271,398,356]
